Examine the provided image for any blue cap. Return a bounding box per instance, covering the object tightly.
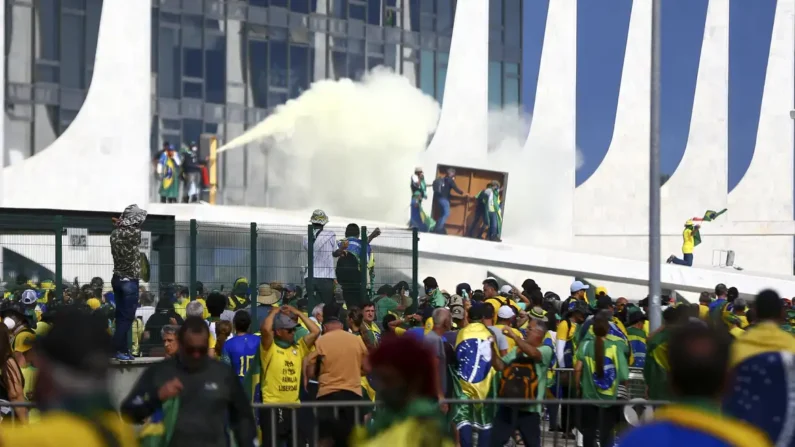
[570,280,589,293]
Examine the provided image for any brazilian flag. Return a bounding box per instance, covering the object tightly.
[139,398,180,447]
[701,208,727,222]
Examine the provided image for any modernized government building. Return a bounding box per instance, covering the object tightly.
[1,0,795,298]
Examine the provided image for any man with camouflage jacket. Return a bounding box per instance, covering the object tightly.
[110,204,147,361]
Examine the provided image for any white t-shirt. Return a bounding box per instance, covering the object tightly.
[135,306,155,325]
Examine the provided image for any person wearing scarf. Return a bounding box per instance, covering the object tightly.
[350,335,453,447]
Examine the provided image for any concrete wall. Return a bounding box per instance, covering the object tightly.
[2,0,151,211]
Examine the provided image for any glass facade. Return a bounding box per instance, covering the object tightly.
[3,0,522,201]
[4,0,103,165]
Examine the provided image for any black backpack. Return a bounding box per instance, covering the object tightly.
[498,355,539,400]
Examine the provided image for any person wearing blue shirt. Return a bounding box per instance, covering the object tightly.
[335,223,381,309]
[431,168,466,234]
[221,311,261,381]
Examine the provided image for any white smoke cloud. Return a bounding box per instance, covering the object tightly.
[219,67,440,223]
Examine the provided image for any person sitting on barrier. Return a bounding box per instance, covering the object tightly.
[617,321,773,447]
[574,311,629,447]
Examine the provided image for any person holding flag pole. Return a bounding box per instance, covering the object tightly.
[666,209,727,267]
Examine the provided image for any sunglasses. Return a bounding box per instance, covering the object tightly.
[184,345,208,356]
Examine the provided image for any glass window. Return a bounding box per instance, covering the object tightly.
[183,48,203,78]
[85,0,103,68]
[158,27,181,98]
[504,0,521,44]
[488,61,502,107]
[367,0,382,25]
[367,55,384,70]
[435,52,448,103]
[420,0,434,13]
[269,40,288,89]
[36,0,60,61]
[249,0,267,6]
[291,0,310,13]
[489,0,502,27]
[503,76,519,106]
[182,119,203,147]
[350,2,366,21]
[205,34,226,104]
[419,50,434,97]
[60,13,85,89]
[349,53,365,79]
[5,115,33,165]
[183,81,204,99]
[289,45,310,99]
[419,14,434,32]
[332,0,348,19]
[248,40,269,108]
[409,0,420,31]
[268,91,288,107]
[436,0,454,35]
[271,0,289,7]
[33,106,58,154]
[332,51,347,79]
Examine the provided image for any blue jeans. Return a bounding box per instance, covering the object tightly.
[487,211,498,240]
[671,253,693,266]
[111,275,140,354]
[436,198,451,233]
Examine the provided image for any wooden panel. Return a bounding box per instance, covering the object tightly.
[431,164,508,237]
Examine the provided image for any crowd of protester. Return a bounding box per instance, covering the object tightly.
[0,205,794,447]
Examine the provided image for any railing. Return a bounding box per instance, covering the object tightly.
[0,211,419,305]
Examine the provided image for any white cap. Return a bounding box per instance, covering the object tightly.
[20,289,37,305]
[570,280,589,293]
[497,305,515,319]
[499,285,513,295]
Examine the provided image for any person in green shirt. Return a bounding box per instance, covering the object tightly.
[489,318,553,447]
[373,284,405,322]
[574,311,629,447]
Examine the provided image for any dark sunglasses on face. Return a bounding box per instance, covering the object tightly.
[184,345,208,356]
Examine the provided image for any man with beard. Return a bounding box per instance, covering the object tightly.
[121,316,256,447]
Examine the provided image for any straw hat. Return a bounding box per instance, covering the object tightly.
[257,284,279,306]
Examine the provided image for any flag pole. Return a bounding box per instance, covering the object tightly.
[649,0,663,332]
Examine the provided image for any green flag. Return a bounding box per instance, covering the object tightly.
[139,397,180,447]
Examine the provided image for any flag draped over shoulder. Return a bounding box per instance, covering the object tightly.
[243,346,263,404]
[139,397,180,447]
[454,323,495,400]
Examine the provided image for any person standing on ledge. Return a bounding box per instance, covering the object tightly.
[110,204,147,361]
[432,168,467,234]
[666,219,699,266]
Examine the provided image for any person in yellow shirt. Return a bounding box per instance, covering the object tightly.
[1,308,138,447]
[667,219,699,266]
[259,304,320,445]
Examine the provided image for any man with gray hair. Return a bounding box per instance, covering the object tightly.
[185,300,204,318]
[310,303,325,327]
[161,324,179,358]
[425,307,452,410]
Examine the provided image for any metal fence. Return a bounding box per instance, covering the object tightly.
[0,210,419,309]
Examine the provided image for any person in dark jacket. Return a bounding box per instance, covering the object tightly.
[121,316,256,447]
[431,168,467,234]
[110,204,147,361]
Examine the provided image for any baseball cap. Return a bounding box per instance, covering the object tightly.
[86,298,102,310]
[20,289,38,306]
[450,305,466,320]
[570,281,589,293]
[595,286,608,296]
[497,305,515,319]
[448,294,464,308]
[499,285,513,295]
[273,313,298,330]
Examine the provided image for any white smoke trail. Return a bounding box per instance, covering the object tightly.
[219,67,440,223]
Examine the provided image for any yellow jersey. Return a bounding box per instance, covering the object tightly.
[21,366,39,424]
[261,338,310,403]
[0,411,137,447]
[494,324,523,351]
[682,228,694,254]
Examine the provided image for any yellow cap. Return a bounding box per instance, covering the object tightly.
[35,321,52,337]
[595,286,608,296]
[86,298,102,310]
[686,219,694,226]
[14,331,35,353]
